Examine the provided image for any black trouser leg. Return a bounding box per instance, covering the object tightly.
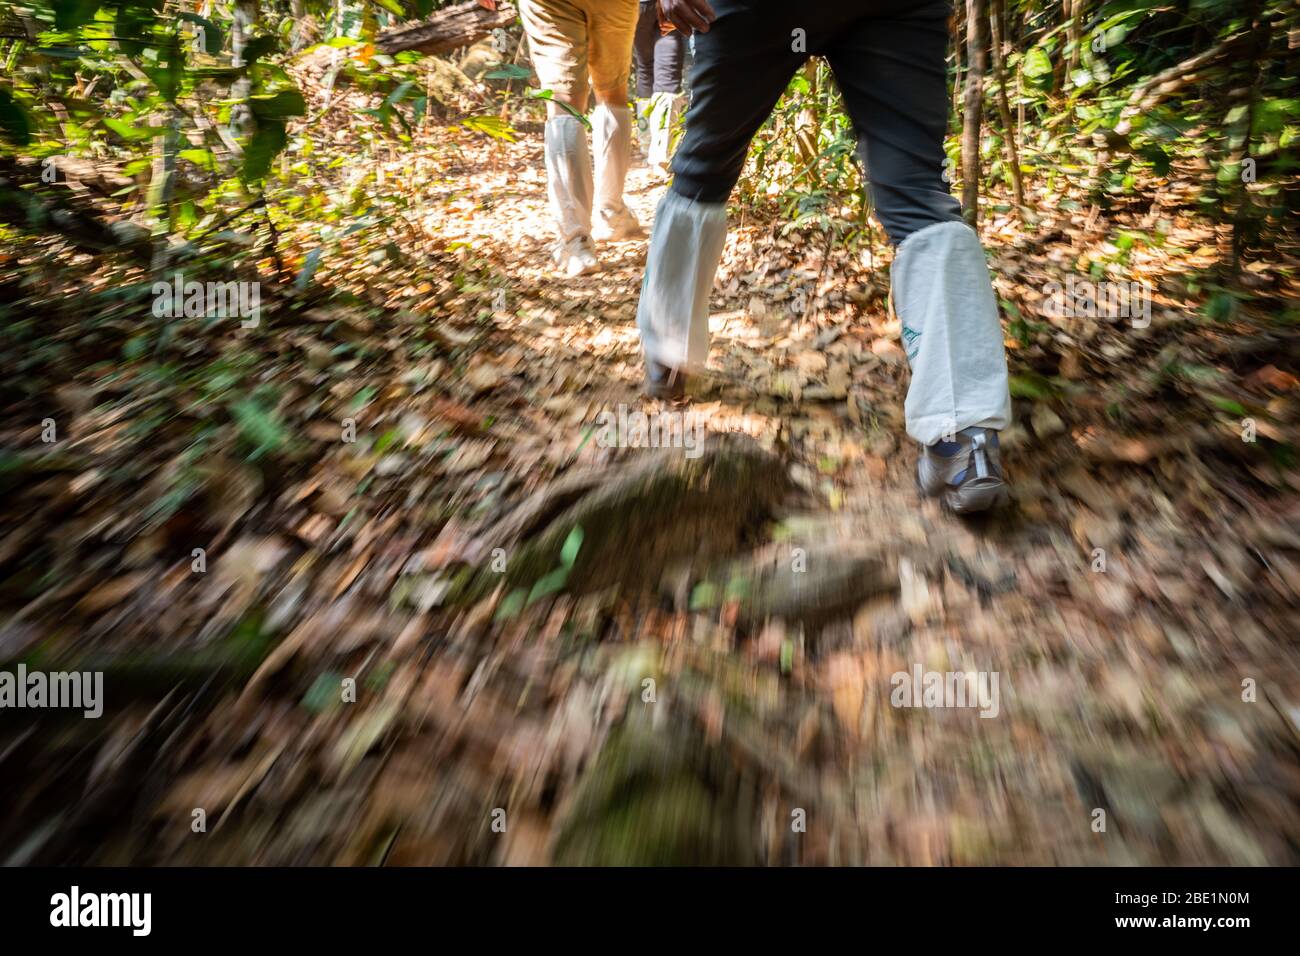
[667,6,809,202]
[633,2,657,98]
[641,0,1007,445]
[825,0,963,244]
[634,1,687,97]
[668,0,963,240]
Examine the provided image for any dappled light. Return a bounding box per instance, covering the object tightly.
[0,0,1297,888]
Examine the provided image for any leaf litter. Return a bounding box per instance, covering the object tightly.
[0,65,1298,866]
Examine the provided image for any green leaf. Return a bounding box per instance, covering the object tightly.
[1009,372,1058,401]
[689,581,719,611]
[528,90,590,128]
[178,147,214,167]
[241,120,288,182]
[1207,395,1249,417]
[102,116,153,141]
[350,385,378,412]
[1202,291,1239,323]
[386,81,416,108]
[459,114,518,141]
[242,35,279,66]
[0,89,32,146]
[374,427,402,454]
[301,671,345,713]
[484,64,531,81]
[296,248,323,290]
[145,35,186,101]
[559,525,584,568]
[1022,47,1053,79]
[230,398,290,459]
[115,3,162,57]
[724,576,751,601]
[54,0,101,30]
[527,567,569,604]
[248,89,307,120]
[494,588,527,622]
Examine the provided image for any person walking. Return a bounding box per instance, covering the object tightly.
[638,0,1013,514]
[521,0,645,277]
[632,1,688,169]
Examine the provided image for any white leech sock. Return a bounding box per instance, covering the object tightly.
[543,114,593,241]
[634,97,653,156]
[591,103,633,216]
[636,190,728,371]
[891,220,1012,446]
[647,91,683,168]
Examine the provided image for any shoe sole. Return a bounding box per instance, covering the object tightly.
[916,464,1009,515]
[942,478,1010,515]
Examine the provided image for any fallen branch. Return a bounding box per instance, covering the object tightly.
[376,0,517,56]
[1111,33,1252,139]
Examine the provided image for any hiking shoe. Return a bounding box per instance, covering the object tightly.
[917,427,1010,515]
[644,359,687,400]
[554,236,601,277]
[592,205,645,242]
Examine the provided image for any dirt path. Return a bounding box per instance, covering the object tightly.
[4,129,1297,867]
[440,138,1300,867]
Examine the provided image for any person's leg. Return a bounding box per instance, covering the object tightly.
[646,29,687,167]
[586,0,643,240]
[632,1,659,157]
[519,0,599,275]
[632,1,658,99]
[637,7,807,390]
[827,0,1012,512]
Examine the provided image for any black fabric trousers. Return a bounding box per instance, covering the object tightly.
[669,0,963,244]
[634,0,688,95]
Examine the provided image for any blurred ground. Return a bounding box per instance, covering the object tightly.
[1,108,1298,865]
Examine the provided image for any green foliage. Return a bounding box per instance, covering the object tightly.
[734,0,1298,263]
[0,0,423,251]
[0,88,32,146]
[1,0,1294,281]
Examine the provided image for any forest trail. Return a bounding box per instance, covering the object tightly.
[405,133,1300,867]
[3,121,1298,867]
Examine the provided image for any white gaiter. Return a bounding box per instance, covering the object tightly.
[591,103,633,216]
[891,220,1012,445]
[544,114,593,241]
[636,189,728,370]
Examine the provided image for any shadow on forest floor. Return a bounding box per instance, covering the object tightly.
[1,123,1298,866]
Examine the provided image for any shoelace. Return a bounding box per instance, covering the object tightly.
[970,430,990,480]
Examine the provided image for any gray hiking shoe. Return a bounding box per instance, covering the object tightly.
[917,427,1010,515]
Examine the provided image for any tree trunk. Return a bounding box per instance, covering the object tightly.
[229,0,259,145]
[376,0,518,56]
[1064,0,1083,82]
[148,106,181,275]
[952,11,963,121]
[1228,0,1268,276]
[989,0,1025,210]
[795,61,821,181]
[961,0,987,226]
